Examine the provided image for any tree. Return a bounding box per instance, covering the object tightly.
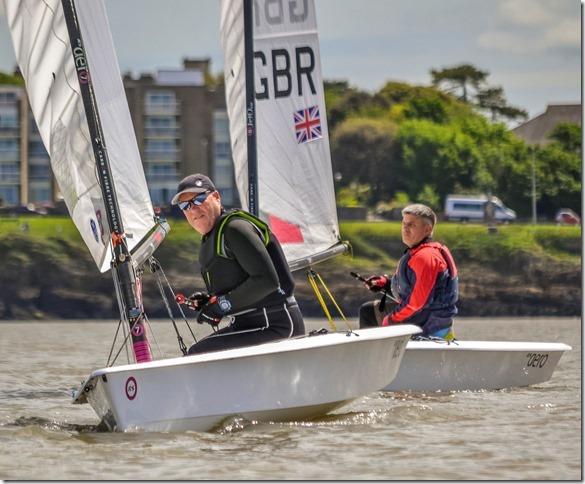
[330,118,399,204]
[548,123,581,154]
[476,87,527,122]
[430,64,488,103]
[0,71,24,85]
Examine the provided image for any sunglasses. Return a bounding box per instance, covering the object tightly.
[179,192,211,211]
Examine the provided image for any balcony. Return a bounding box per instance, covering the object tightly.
[144,126,181,138]
[144,149,180,163]
[0,174,20,184]
[144,102,181,116]
[0,152,19,163]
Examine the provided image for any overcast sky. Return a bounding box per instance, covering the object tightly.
[0,0,581,120]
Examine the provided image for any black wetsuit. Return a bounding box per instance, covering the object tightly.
[188,210,305,354]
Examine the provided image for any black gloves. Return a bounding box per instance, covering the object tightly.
[175,291,210,310]
[188,292,211,309]
[197,295,232,326]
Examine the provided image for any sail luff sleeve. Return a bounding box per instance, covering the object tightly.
[243,0,259,216]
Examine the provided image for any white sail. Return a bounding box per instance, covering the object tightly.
[5,0,156,272]
[220,0,342,267]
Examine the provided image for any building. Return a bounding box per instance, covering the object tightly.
[0,85,52,207]
[124,58,236,208]
[0,58,237,209]
[512,103,581,146]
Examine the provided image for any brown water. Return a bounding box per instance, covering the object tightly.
[0,317,580,480]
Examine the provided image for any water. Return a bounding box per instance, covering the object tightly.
[0,317,580,480]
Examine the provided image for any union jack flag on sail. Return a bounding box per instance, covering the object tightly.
[294,105,322,144]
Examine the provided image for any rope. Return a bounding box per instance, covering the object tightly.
[106,319,123,367]
[149,258,192,355]
[142,313,163,358]
[314,272,348,322]
[307,270,336,331]
[154,260,200,339]
[307,269,354,332]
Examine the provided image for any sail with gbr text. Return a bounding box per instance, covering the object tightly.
[220,0,344,269]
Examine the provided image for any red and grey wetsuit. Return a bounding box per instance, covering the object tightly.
[386,238,458,335]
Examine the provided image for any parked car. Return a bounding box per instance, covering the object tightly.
[444,195,516,222]
[555,208,580,225]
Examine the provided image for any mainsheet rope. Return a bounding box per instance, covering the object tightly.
[306,269,352,332]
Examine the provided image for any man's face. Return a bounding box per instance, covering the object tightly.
[401,213,433,248]
[179,191,222,235]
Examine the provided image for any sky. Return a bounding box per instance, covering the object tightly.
[0,0,581,120]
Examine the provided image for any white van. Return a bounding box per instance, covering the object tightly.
[444,195,516,222]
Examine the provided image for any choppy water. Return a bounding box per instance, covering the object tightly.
[0,317,580,480]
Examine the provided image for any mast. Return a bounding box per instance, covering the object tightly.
[243,0,259,216]
[60,0,151,362]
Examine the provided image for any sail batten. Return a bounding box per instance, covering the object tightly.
[221,0,344,265]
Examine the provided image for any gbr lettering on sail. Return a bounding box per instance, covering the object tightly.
[253,0,318,101]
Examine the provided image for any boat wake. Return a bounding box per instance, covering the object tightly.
[5,416,108,433]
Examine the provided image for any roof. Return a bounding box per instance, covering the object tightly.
[512,103,581,145]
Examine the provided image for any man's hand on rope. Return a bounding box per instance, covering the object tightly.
[365,274,390,293]
[197,295,231,326]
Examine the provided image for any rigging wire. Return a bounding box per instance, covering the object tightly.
[149,257,197,342]
[142,313,164,359]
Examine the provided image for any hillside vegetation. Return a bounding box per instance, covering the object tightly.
[0,216,580,320]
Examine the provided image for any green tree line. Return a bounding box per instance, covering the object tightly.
[326,64,581,218]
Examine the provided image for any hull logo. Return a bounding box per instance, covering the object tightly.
[125,376,137,400]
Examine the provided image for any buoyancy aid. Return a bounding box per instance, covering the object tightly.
[199,210,295,313]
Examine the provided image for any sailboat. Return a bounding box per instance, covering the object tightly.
[219,0,572,394]
[5,0,420,432]
[385,339,571,392]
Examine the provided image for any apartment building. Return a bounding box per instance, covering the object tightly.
[0,85,52,207]
[0,58,237,209]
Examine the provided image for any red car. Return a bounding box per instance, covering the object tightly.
[555,209,581,225]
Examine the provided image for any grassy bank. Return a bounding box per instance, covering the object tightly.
[0,216,581,319]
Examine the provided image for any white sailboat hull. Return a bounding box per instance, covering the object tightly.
[73,325,420,432]
[384,340,571,392]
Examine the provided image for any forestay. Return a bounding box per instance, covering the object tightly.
[220,0,342,268]
[5,0,155,272]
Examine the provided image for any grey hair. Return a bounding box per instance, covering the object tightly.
[402,203,437,227]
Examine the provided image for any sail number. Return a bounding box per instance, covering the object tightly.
[254,0,309,26]
[255,47,316,100]
[525,352,549,368]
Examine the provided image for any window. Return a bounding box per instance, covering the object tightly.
[214,142,231,159]
[146,91,176,105]
[29,141,48,158]
[0,139,19,162]
[0,186,18,205]
[0,92,17,103]
[0,112,19,130]
[0,163,19,183]
[213,114,229,134]
[145,116,176,128]
[29,164,50,181]
[452,202,483,212]
[30,187,51,203]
